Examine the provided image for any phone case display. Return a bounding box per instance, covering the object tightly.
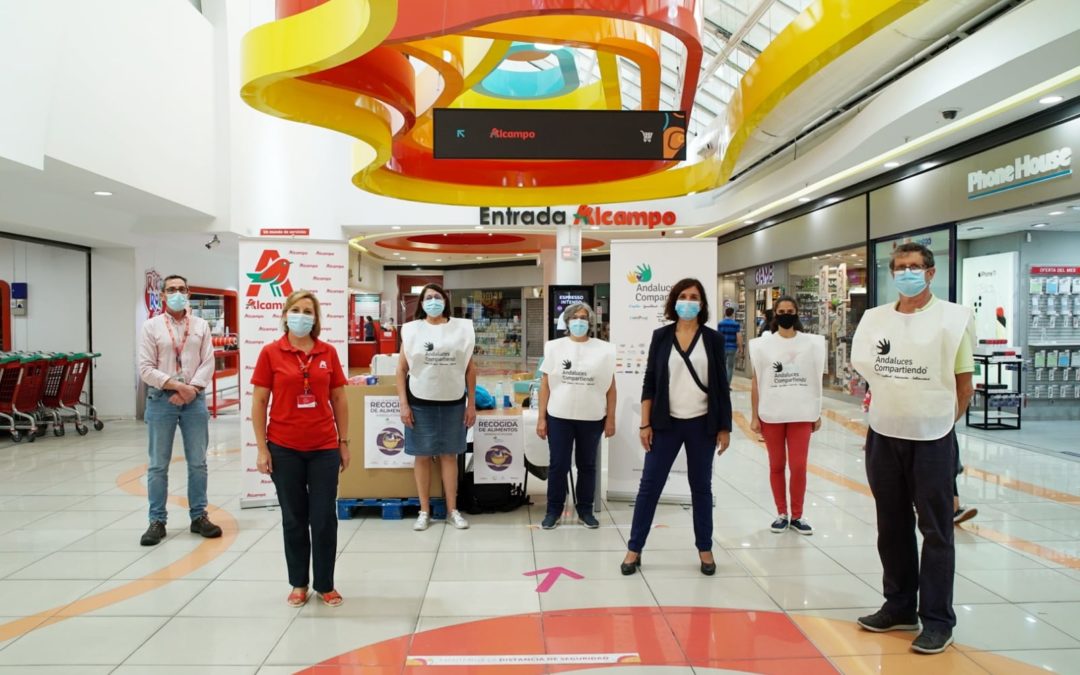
[967,354,1023,430]
[473,317,522,358]
[818,264,852,389]
[793,276,820,334]
[1025,266,1080,405]
[189,296,225,335]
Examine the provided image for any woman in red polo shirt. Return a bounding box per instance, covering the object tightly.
[252,290,349,608]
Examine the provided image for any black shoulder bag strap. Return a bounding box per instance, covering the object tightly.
[674,329,709,395]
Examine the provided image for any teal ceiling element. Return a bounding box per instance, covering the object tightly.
[474,42,580,99]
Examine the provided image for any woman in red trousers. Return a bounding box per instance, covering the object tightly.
[749,296,826,535]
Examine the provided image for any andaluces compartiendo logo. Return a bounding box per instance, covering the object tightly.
[246,250,294,298]
[626,263,653,284]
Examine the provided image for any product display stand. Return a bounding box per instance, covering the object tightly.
[966,354,1023,430]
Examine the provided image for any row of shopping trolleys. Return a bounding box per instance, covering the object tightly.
[0,352,104,443]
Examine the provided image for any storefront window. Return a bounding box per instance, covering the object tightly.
[451,287,523,362]
[873,226,954,307]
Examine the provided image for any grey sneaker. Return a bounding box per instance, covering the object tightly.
[857,609,920,633]
[911,627,953,654]
[413,511,431,531]
[449,509,470,530]
[541,514,560,530]
[579,511,600,529]
[770,515,789,533]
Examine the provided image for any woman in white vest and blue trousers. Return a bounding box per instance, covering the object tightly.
[396,283,476,532]
[535,302,616,530]
[622,278,732,576]
[851,242,974,655]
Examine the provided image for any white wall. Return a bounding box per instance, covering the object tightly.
[91,247,137,417]
[0,0,216,215]
[0,237,89,353]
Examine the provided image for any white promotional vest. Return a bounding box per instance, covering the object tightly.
[401,318,475,401]
[749,332,826,423]
[851,299,971,441]
[541,337,616,421]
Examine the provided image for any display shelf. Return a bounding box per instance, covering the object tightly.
[967,354,1022,430]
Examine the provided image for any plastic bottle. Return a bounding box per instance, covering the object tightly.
[494,381,504,409]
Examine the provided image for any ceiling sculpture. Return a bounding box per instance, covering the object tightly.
[241,0,931,207]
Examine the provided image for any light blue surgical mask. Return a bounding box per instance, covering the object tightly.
[165,292,188,312]
[422,298,445,317]
[894,269,928,297]
[568,319,589,337]
[675,300,701,321]
[287,313,315,337]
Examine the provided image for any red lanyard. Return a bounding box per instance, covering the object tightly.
[164,315,191,374]
[295,352,316,394]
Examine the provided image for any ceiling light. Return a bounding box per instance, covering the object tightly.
[399,257,407,260]
[1032,223,1048,228]
[392,252,401,256]
[532,42,561,51]
[476,256,484,260]
[1039,95,1064,105]
[849,254,858,258]
[674,230,684,235]
[93,190,113,197]
[883,162,900,169]
[391,225,401,230]
[920,162,936,170]
[1048,211,1065,216]
[812,256,818,260]
[474,225,484,230]
[1070,206,1080,212]
[798,197,811,203]
[435,258,443,262]
[589,225,600,230]
[743,219,755,225]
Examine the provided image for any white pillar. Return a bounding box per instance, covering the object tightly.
[554,222,582,284]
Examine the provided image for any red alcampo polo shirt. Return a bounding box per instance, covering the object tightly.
[251,335,347,451]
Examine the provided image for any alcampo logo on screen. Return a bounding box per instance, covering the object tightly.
[626,263,653,284]
[245,250,294,309]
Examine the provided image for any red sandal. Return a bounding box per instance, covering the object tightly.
[286,587,309,607]
[319,590,344,607]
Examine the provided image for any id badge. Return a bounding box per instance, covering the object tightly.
[296,394,317,409]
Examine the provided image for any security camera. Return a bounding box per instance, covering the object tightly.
[940,108,960,121]
[204,234,220,250]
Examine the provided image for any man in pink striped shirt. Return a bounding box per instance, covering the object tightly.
[137,274,222,546]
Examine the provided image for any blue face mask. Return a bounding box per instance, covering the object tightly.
[675,300,701,321]
[422,298,445,317]
[567,319,589,337]
[165,293,188,312]
[286,313,315,337]
[894,269,928,297]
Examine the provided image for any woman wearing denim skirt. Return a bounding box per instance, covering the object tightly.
[535,302,616,530]
[396,283,476,531]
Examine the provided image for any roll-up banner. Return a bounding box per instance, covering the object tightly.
[608,239,718,503]
[239,240,349,508]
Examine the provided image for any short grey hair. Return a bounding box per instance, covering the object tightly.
[561,302,595,325]
[889,242,935,270]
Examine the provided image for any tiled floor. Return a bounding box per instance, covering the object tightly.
[1,381,1079,674]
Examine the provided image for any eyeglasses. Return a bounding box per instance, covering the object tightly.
[893,265,929,273]
[163,287,189,295]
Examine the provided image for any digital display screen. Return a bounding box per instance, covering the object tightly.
[434,109,687,161]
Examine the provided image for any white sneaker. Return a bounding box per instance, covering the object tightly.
[413,511,431,531]
[449,509,470,530]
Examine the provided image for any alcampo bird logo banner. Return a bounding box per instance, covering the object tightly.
[246,250,294,298]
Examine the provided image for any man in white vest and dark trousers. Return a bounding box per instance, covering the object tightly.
[851,242,974,655]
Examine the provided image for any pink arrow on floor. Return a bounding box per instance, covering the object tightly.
[523,566,584,592]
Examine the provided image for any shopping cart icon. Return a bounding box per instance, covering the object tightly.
[640,131,654,143]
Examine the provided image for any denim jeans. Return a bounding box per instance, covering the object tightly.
[145,386,209,523]
[545,415,604,517]
[724,350,737,384]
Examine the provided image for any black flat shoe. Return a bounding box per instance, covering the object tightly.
[620,555,642,576]
[700,561,716,576]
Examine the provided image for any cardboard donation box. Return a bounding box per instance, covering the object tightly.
[339,385,442,499]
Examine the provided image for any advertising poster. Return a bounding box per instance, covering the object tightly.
[549,285,594,338]
[962,251,1018,388]
[364,396,412,468]
[239,240,349,508]
[608,239,718,503]
[473,415,526,484]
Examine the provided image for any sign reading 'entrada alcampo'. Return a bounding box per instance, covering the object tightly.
[967,146,1072,200]
[479,205,678,228]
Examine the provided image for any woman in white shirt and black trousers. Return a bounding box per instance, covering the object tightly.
[397,283,476,532]
[536,302,616,530]
[622,278,732,576]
